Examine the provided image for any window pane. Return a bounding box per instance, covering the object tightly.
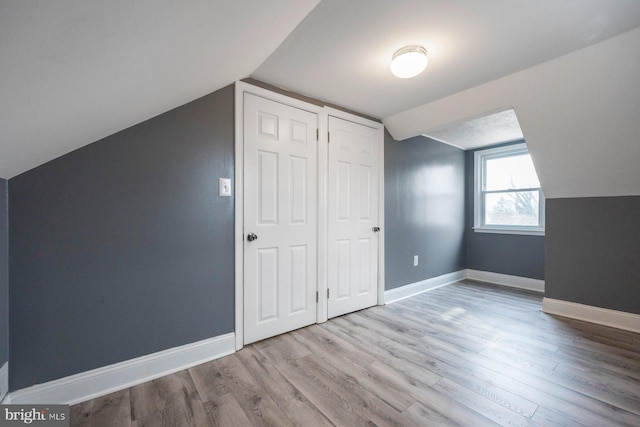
[485,154,540,191]
[485,191,539,226]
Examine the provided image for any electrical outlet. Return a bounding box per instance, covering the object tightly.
[413,255,419,266]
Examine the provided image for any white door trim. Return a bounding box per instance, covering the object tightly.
[234,81,326,350]
[325,107,385,308]
[234,83,385,349]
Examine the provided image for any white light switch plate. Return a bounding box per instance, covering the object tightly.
[219,178,232,197]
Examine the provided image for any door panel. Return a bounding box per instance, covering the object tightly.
[358,238,372,294]
[336,239,351,298]
[244,93,318,344]
[328,116,379,318]
[289,245,308,313]
[358,165,372,220]
[257,247,278,322]
[258,150,278,224]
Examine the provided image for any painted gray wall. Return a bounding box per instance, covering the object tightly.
[385,132,466,290]
[4,78,547,392]
[0,179,8,366]
[465,143,545,280]
[8,85,235,390]
[546,196,640,314]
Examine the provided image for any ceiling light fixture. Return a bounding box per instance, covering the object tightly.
[390,45,428,78]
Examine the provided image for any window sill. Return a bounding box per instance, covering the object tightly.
[473,227,545,236]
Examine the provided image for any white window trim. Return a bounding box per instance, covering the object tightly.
[474,143,545,236]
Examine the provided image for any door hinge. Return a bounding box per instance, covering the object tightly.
[316,291,319,303]
[327,132,330,143]
[327,288,330,299]
[316,128,319,141]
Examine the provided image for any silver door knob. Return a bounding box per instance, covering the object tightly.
[247,233,258,242]
[372,226,381,232]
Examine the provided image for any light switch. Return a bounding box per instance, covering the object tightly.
[219,178,232,197]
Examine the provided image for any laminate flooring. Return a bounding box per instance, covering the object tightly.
[71,280,640,426]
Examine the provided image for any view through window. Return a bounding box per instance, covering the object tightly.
[474,143,544,235]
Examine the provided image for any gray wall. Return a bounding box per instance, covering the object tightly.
[385,132,466,289]
[9,85,235,390]
[4,78,549,392]
[0,179,8,366]
[465,143,545,280]
[546,196,640,314]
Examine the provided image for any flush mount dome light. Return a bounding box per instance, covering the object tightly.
[390,45,428,78]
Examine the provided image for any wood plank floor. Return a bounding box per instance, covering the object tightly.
[71,280,640,426]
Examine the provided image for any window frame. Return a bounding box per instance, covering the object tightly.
[474,143,545,236]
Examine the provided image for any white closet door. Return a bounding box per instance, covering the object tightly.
[327,115,380,318]
[243,93,318,344]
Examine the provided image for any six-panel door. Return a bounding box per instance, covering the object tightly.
[327,116,379,319]
[243,93,318,344]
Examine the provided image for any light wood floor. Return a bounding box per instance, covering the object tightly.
[71,281,640,426]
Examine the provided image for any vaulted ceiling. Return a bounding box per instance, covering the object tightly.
[0,0,320,179]
[2,1,639,198]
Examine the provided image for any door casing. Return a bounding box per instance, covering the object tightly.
[234,81,385,350]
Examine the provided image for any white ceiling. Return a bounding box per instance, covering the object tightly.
[1,0,640,197]
[423,109,524,150]
[253,0,640,119]
[0,0,320,179]
[385,27,640,198]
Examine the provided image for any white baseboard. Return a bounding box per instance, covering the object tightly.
[385,269,545,305]
[466,269,545,293]
[542,298,640,333]
[385,270,466,304]
[0,361,8,403]
[7,333,235,405]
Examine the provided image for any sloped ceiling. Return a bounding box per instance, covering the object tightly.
[1,1,639,200]
[423,109,524,151]
[0,0,320,179]
[253,0,640,120]
[253,0,640,199]
[385,28,640,198]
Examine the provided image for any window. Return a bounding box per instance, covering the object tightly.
[474,143,544,235]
